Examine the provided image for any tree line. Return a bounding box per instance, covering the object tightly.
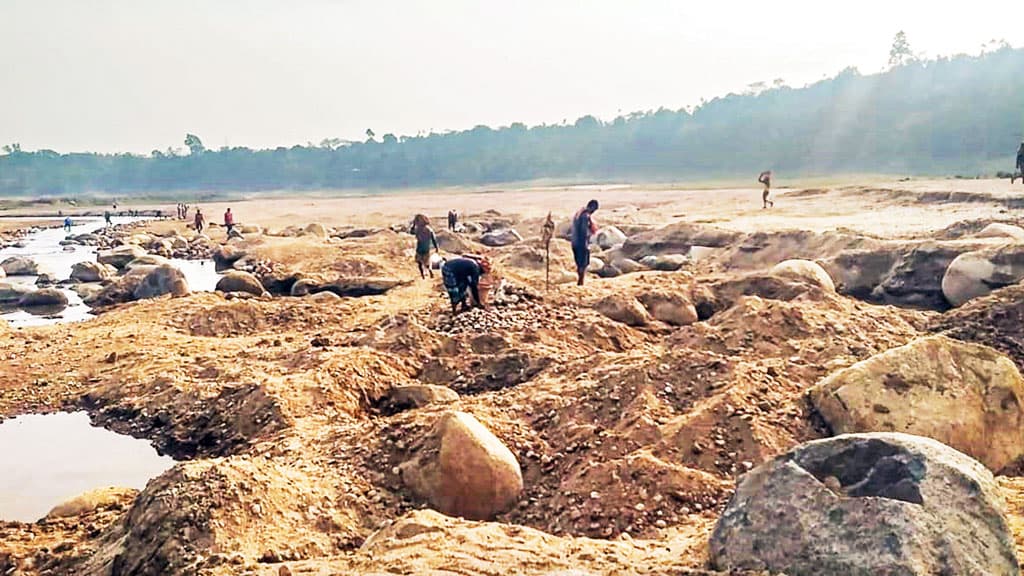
[2,43,1023,196]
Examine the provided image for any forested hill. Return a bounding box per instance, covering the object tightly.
[3,47,1024,196]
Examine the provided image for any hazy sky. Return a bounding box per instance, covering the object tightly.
[1,0,1019,153]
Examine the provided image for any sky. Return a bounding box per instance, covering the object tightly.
[0,0,1020,154]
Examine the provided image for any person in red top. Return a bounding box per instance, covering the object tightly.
[571,199,599,286]
[224,208,235,233]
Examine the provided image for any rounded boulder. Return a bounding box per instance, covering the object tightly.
[215,270,266,296]
[770,259,836,292]
[400,411,523,520]
[710,432,1019,575]
[809,335,1024,472]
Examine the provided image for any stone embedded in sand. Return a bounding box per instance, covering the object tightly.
[943,247,1024,307]
[34,272,58,286]
[481,228,523,247]
[127,233,154,246]
[387,384,459,410]
[592,226,627,250]
[770,259,835,292]
[71,261,116,283]
[1,255,39,276]
[216,270,266,296]
[594,294,651,327]
[809,335,1024,471]
[639,254,687,271]
[47,486,138,519]
[435,229,474,253]
[400,411,523,520]
[637,290,698,326]
[133,264,190,300]
[125,255,171,270]
[18,288,69,310]
[169,235,189,250]
[304,222,329,238]
[98,244,147,270]
[976,223,1024,242]
[710,432,1020,576]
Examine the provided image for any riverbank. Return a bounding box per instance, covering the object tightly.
[5,179,1024,574]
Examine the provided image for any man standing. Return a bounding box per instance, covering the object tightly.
[410,214,440,279]
[571,199,599,286]
[63,216,73,233]
[104,210,112,226]
[759,170,774,208]
[194,208,206,233]
[224,207,235,234]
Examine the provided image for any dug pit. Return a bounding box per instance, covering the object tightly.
[0,412,173,522]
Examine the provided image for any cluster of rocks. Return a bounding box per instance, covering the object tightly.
[0,257,70,313]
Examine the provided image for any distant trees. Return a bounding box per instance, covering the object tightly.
[889,31,914,68]
[2,46,1024,196]
[184,133,206,155]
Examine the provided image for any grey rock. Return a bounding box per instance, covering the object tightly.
[710,432,1019,576]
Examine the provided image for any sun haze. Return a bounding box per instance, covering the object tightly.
[0,0,1017,153]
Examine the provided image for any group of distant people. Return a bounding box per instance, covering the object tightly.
[417,171,783,313]
[176,203,191,220]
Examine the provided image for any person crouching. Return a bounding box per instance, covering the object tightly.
[441,256,491,314]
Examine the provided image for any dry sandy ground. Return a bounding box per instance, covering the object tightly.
[5,176,1024,236]
[2,178,1024,575]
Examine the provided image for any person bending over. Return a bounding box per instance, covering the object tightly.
[441,256,490,314]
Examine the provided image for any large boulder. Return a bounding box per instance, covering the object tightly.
[943,247,1024,307]
[400,411,523,520]
[133,265,190,300]
[809,335,1024,472]
[592,226,627,250]
[97,244,147,269]
[480,228,523,247]
[215,270,266,296]
[593,294,651,327]
[18,288,69,310]
[770,259,835,292]
[976,223,1024,242]
[0,256,39,276]
[710,433,1019,575]
[212,245,247,271]
[71,261,116,283]
[637,290,698,326]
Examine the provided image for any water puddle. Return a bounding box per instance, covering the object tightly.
[0,217,223,327]
[0,412,174,522]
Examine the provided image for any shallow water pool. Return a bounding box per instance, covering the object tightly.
[0,412,174,522]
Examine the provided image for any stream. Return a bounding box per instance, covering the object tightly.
[0,217,222,327]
